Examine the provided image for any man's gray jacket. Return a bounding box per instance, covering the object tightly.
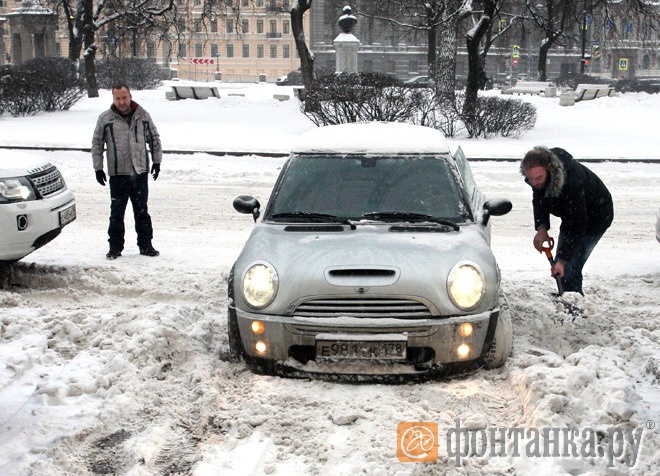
[92,102,162,176]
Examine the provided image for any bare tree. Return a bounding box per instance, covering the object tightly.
[463,0,499,119]
[291,0,315,91]
[55,0,175,97]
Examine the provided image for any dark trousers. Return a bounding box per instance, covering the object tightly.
[557,230,606,295]
[108,174,153,252]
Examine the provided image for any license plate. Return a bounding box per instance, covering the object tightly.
[59,204,76,227]
[316,339,407,361]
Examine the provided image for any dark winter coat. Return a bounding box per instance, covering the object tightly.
[527,147,613,262]
[92,101,162,176]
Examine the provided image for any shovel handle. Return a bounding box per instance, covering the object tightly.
[540,237,555,262]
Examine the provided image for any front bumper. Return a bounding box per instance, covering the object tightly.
[234,306,499,375]
[0,191,76,261]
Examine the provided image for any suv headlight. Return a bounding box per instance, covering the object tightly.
[242,262,279,309]
[0,177,37,203]
[447,262,485,311]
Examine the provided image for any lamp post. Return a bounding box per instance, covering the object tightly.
[580,10,587,73]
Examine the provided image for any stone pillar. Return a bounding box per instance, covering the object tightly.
[6,1,58,65]
[334,6,360,73]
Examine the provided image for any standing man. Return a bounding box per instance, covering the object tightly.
[520,146,613,295]
[92,83,162,260]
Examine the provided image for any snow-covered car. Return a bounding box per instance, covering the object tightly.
[229,122,512,379]
[0,150,76,263]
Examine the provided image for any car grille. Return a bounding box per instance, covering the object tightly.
[292,298,433,318]
[30,166,66,198]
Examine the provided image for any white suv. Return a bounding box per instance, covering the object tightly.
[0,150,76,263]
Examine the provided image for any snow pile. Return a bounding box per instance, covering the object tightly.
[0,84,658,475]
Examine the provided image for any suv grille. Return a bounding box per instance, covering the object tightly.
[30,166,66,198]
[292,298,433,318]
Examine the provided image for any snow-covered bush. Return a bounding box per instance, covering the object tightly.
[301,72,422,126]
[95,57,164,90]
[461,94,537,138]
[0,58,84,116]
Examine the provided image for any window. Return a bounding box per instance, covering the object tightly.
[257,45,264,58]
[179,44,187,57]
[283,20,290,35]
[195,44,203,57]
[195,21,202,33]
[242,44,250,58]
[257,0,264,6]
[283,44,290,58]
[242,0,249,6]
[226,20,234,33]
[147,43,156,58]
[227,43,234,58]
[270,20,277,34]
[409,60,418,73]
[282,0,289,8]
[211,20,218,33]
[211,44,219,57]
[242,19,249,33]
[270,44,277,58]
[194,0,201,5]
[257,20,264,34]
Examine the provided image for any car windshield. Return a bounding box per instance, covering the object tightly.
[265,155,469,222]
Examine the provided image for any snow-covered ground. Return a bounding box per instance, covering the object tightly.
[0,83,658,475]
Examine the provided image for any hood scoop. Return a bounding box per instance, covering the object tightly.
[324,266,400,287]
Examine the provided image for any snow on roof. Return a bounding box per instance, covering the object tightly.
[291,121,451,155]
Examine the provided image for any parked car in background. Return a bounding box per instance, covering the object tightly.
[0,150,76,263]
[403,75,430,88]
[276,70,303,86]
[229,122,513,380]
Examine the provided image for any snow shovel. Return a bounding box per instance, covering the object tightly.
[541,237,563,295]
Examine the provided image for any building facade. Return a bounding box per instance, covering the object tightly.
[1,0,659,82]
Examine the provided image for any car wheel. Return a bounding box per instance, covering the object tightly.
[483,308,512,369]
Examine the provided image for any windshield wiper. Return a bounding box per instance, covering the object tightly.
[270,212,356,229]
[361,212,460,231]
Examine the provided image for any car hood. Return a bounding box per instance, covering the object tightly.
[0,150,52,178]
[233,223,500,316]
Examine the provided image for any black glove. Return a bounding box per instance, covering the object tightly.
[151,163,160,181]
[95,170,107,186]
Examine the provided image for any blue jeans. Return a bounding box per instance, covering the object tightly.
[108,174,153,252]
[557,231,606,295]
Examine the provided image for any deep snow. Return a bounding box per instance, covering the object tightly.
[0,83,658,475]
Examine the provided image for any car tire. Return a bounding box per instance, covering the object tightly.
[483,308,512,369]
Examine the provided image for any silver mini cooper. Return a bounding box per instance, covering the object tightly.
[229,122,512,379]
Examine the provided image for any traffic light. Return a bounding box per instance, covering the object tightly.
[582,55,591,66]
[513,58,518,67]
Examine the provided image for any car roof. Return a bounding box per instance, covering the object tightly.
[291,122,451,155]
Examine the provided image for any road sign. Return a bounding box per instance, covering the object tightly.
[512,45,520,58]
[618,58,629,71]
[190,58,215,65]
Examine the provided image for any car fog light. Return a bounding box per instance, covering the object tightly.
[251,320,266,335]
[458,323,474,337]
[255,340,268,355]
[456,343,471,359]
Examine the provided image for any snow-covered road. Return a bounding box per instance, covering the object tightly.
[1,151,659,475]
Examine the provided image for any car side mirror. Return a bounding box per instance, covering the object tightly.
[482,198,512,226]
[233,195,261,222]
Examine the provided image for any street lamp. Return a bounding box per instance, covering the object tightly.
[580,11,588,73]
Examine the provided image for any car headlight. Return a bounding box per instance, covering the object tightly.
[447,262,485,311]
[242,262,279,309]
[0,177,36,203]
